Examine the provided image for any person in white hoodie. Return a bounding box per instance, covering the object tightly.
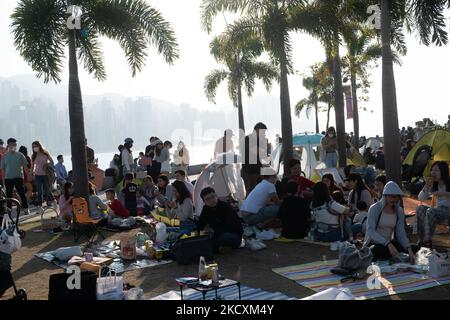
[416,161,450,248]
[172,141,190,175]
[364,181,419,262]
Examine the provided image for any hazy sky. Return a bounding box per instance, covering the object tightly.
[1,0,449,138]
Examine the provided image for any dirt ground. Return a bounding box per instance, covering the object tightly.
[2,216,450,300]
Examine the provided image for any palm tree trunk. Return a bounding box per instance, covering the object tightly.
[351,70,360,149]
[381,0,402,185]
[332,38,347,168]
[314,88,319,133]
[237,84,245,157]
[68,29,89,199]
[280,50,293,174]
[326,104,331,130]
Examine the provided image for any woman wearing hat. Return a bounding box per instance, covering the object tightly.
[364,181,419,262]
[122,138,135,176]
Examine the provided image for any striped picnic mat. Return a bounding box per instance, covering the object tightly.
[151,285,296,300]
[273,260,450,300]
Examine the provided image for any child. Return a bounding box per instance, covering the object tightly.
[58,181,74,225]
[277,181,311,239]
[331,190,355,242]
[136,190,151,216]
[106,188,129,218]
[122,173,138,217]
[351,201,368,237]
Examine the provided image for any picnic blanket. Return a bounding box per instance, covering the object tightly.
[35,241,172,274]
[273,259,450,300]
[151,285,296,300]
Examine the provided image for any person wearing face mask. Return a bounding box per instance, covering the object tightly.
[0,138,30,215]
[55,155,68,188]
[321,127,338,168]
[364,181,419,262]
[32,141,57,212]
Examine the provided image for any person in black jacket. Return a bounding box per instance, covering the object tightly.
[198,187,243,253]
[277,181,311,239]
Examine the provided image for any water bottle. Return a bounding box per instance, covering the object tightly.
[198,256,207,281]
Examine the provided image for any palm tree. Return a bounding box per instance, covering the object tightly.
[379,0,448,184]
[201,0,305,173]
[204,30,278,152]
[342,28,403,148]
[295,62,333,133]
[11,0,178,199]
[290,0,367,168]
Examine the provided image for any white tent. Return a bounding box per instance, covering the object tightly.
[193,153,246,216]
[359,137,384,155]
[271,133,323,180]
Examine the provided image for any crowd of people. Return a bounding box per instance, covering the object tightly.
[0,115,449,258]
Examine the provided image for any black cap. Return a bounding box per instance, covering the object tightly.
[6,138,17,145]
[254,122,267,130]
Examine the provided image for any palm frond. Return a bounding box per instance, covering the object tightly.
[10,0,66,83]
[76,29,107,81]
[295,98,313,118]
[204,69,229,103]
[408,0,448,46]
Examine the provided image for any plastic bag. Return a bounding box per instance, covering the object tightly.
[429,250,450,278]
[416,247,432,266]
[97,270,124,300]
[0,214,21,254]
[51,246,83,261]
[155,222,168,244]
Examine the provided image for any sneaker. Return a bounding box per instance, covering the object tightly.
[330,241,339,251]
[36,207,45,214]
[256,230,276,241]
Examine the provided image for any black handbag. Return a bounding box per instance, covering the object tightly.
[48,271,97,300]
[171,235,214,265]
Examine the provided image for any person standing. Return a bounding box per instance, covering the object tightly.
[153,140,168,178]
[241,122,269,196]
[55,155,68,188]
[31,141,56,213]
[18,146,33,202]
[0,139,4,187]
[173,141,190,175]
[214,129,235,160]
[447,115,450,130]
[321,127,338,168]
[160,141,173,176]
[1,138,30,215]
[121,138,135,176]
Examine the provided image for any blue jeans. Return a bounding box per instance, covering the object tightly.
[35,175,54,206]
[314,228,341,242]
[325,152,338,168]
[213,232,241,250]
[243,205,280,226]
[167,220,196,237]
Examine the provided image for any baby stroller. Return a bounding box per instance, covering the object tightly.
[0,195,27,300]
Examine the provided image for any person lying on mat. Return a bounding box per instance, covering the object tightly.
[239,168,281,227]
[416,161,450,248]
[198,187,243,253]
[277,181,311,239]
[166,180,195,234]
[363,181,419,262]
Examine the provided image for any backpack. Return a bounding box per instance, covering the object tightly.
[331,242,373,275]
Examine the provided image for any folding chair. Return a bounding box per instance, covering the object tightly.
[72,197,105,248]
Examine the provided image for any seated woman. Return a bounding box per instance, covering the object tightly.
[198,187,243,252]
[322,173,344,196]
[284,159,315,199]
[155,175,174,208]
[374,174,387,201]
[88,182,108,220]
[347,173,375,218]
[278,181,311,239]
[58,182,74,225]
[364,181,419,262]
[311,182,352,243]
[166,180,195,234]
[140,176,158,209]
[416,161,450,248]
